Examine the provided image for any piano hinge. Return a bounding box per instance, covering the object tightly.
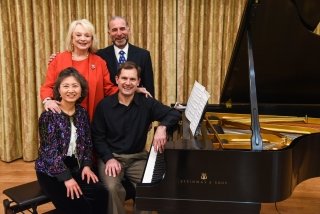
[226,99,232,108]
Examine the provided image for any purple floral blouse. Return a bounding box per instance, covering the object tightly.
[35,105,92,181]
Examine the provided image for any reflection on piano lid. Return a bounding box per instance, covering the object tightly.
[220,1,320,106]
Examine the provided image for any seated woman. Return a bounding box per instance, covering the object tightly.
[35,67,107,214]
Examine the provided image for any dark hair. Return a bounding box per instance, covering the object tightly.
[116,61,141,78]
[108,16,129,29]
[53,67,88,103]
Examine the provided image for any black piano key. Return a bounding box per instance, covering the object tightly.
[151,152,165,183]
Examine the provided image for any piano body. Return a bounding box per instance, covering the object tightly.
[136,0,320,213]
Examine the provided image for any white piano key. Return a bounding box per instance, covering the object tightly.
[142,145,157,183]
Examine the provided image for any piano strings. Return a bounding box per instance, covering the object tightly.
[204,112,320,150]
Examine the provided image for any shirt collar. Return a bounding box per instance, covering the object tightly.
[110,93,141,108]
[114,43,129,58]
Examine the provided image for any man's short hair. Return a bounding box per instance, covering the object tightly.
[117,61,141,79]
[108,16,129,29]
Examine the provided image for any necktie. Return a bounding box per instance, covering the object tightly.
[119,50,126,64]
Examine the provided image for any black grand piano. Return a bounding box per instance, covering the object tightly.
[135,0,320,213]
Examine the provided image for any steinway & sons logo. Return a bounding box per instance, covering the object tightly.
[178,172,227,185]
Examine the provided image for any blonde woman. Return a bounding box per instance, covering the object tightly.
[40,19,118,120]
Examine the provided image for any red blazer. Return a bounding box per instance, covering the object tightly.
[40,51,118,119]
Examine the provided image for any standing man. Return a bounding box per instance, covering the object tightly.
[91,61,180,214]
[96,16,155,97]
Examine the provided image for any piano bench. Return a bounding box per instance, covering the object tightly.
[2,180,58,214]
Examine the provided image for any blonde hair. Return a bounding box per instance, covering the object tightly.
[65,19,98,53]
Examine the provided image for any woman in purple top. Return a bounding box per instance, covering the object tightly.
[35,67,107,214]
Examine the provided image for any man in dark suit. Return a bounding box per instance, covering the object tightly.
[96,16,155,97]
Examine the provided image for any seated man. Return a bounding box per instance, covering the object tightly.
[91,61,181,214]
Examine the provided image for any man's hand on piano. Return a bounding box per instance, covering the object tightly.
[152,125,167,153]
[105,158,122,177]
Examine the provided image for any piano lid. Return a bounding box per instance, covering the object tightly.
[220,0,320,105]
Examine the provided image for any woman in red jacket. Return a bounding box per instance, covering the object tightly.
[40,19,117,120]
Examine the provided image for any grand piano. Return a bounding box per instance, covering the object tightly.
[135,0,320,213]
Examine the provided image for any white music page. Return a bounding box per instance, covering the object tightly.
[185,81,210,136]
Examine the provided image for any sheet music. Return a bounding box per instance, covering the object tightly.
[185,81,210,136]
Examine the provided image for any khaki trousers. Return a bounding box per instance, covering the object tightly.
[98,151,148,214]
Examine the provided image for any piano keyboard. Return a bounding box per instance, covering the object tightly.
[142,145,165,183]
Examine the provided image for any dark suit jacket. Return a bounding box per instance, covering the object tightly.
[96,44,155,96]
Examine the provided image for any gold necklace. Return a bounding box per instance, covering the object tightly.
[72,52,89,60]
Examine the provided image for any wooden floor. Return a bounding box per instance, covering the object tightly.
[1,159,320,214]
